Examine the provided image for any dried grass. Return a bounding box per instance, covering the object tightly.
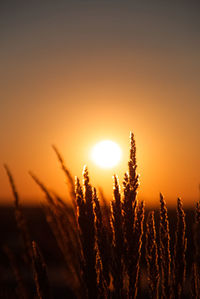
[145,211,159,299]
[3,133,199,299]
[172,198,187,298]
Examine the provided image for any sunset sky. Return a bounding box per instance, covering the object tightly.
[1,1,200,206]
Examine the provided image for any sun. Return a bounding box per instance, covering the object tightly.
[91,140,122,169]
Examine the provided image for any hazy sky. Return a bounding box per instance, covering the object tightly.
[0,1,200,206]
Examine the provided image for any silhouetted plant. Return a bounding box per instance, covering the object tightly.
[145,211,159,299]
[172,198,187,299]
[4,133,200,299]
[159,193,172,299]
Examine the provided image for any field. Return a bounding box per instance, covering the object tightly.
[0,134,199,299]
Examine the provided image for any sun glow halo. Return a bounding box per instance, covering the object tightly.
[91,140,122,169]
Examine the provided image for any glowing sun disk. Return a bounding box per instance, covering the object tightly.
[91,140,122,168]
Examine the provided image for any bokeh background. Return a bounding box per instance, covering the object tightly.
[1,1,200,206]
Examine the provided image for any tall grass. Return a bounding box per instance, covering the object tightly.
[145,211,159,299]
[3,133,199,298]
[159,193,172,298]
[172,198,187,298]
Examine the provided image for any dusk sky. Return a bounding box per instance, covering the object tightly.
[1,1,200,206]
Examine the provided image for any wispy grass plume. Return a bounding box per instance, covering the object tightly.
[159,193,172,298]
[93,187,110,295]
[32,241,52,299]
[172,198,187,299]
[111,175,124,298]
[3,245,29,299]
[122,133,139,249]
[75,167,98,299]
[30,172,81,292]
[130,200,144,299]
[4,165,32,264]
[145,211,159,299]
[52,145,76,204]
[122,132,142,299]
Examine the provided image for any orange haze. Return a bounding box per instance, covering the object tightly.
[0,1,200,207]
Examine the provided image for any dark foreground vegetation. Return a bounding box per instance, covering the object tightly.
[1,133,200,299]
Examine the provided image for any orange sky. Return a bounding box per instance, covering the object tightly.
[0,1,200,206]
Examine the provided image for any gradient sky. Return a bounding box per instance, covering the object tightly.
[0,1,200,206]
